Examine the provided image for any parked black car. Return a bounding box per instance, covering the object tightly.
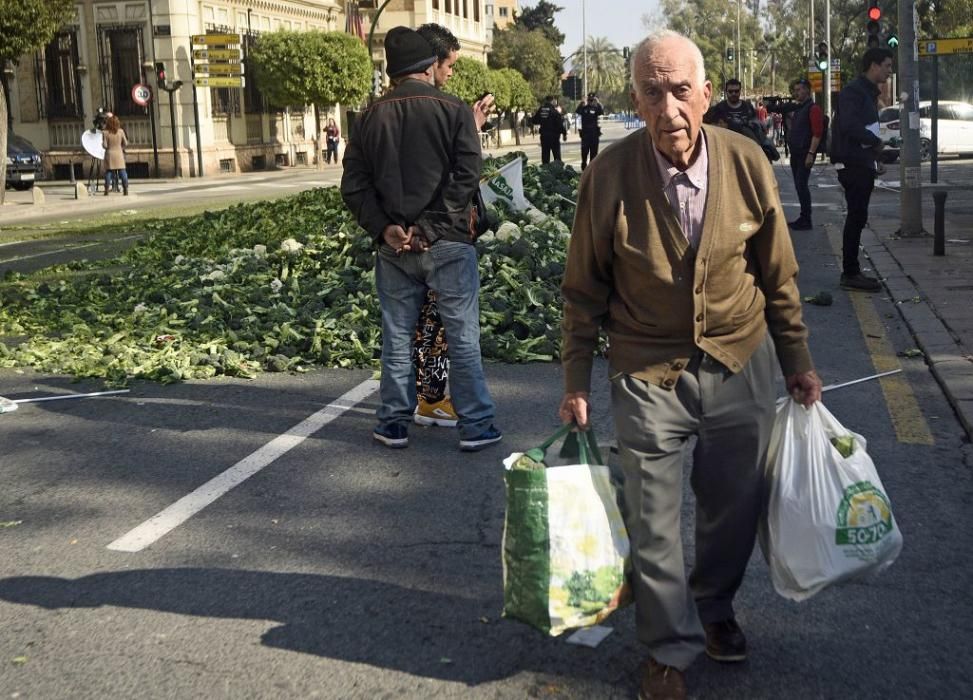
[5,134,44,190]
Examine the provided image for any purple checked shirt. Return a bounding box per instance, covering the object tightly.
[652,132,709,249]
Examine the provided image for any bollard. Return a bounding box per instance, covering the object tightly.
[933,190,947,256]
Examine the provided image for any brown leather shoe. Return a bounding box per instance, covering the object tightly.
[704,617,747,662]
[638,658,686,700]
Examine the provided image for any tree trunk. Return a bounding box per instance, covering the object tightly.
[511,110,521,147]
[0,73,9,208]
[313,103,323,170]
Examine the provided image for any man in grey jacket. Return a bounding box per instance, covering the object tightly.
[341,26,501,452]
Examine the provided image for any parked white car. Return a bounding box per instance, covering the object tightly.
[879,100,973,161]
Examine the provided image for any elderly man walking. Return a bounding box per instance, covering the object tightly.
[558,31,821,699]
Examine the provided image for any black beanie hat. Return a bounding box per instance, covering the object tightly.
[385,26,436,78]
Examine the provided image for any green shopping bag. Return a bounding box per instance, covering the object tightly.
[501,424,631,635]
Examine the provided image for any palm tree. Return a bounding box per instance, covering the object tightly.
[569,36,626,98]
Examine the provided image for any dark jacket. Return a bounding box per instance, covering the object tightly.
[836,75,882,170]
[532,102,567,137]
[780,99,823,154]
[341,78,482,245]
[575,101,603,131]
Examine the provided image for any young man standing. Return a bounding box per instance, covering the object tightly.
[409,23,495,429]
[768,78,825,230]
[833,47,894,292]
[341,27,501,452]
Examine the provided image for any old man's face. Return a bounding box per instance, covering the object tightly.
[631,36,712,169]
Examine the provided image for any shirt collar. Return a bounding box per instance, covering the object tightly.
[652,131,708,190]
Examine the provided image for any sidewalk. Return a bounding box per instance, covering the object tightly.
[853,172,973,439]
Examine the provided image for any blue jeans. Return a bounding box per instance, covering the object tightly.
[105,169,128,191]
[374,240,495,439]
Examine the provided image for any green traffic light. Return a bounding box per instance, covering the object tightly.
[887,34,899,48]
[817,59,828,71]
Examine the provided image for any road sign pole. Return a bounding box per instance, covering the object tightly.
[930,55,939,184]
[189,51,204,178]
[898,0,923,236]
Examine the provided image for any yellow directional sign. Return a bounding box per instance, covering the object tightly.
[191,33,240,46]
[919,37,973,56]
[806,71,841,92]
[193,76,245,88]
[195,63,244,76]
[193,49,240,61]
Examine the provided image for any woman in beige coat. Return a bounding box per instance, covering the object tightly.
[101,115,129,195]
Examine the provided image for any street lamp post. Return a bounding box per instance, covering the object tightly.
[582,0,588,99]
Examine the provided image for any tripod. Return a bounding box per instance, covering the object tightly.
[86,156,104,194]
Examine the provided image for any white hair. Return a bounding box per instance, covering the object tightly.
[630,30,707,89]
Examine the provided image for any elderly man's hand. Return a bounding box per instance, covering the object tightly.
[558,391,590,428]
[786,369,822,407]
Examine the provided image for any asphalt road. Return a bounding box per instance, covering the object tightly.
[1,128,972,699]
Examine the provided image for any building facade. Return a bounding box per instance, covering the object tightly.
[6,0,489,180]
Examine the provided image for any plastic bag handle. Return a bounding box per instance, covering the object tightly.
[536,422,574,451]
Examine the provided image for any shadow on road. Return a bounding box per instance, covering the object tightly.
[0,567,636,686]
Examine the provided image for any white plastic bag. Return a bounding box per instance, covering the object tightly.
[762,399,903,601]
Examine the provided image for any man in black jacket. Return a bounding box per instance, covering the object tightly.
[575,92,604,169]
[341,26,501,452]
[532,96,568,164]
[834,47,893,292]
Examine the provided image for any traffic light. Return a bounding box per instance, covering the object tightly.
[886,33,899,48]
[867,2,882,48]
[155,62,167,87]
[726,45,735,63]
[623,46,630,77]
[816,42,829,71]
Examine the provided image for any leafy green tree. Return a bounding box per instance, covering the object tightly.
[489,27,561,104]
[514,1,566,48]
[569,36,625,97]
[0,0,73,206]
[249,30,371,166]
[443,56,490,105]
[498,68,535,145]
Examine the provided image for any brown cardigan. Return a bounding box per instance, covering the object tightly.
[560,125,814,394]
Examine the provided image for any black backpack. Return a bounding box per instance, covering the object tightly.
[817,114,830,154]
[827,110,843,162]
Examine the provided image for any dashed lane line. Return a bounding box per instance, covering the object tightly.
[107,378,380,552]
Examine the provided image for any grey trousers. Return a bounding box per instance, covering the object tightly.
[610,334,777,670]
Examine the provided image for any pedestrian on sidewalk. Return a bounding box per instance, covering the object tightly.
[575,92,604,169]
[531,95,567,164]
[408,22,496,429]
[324,118,341,164]
[833,47,894,292]
[341,26,501,452]
[101,115,129,196]
[766,78,825,230]
[558,30,821,700]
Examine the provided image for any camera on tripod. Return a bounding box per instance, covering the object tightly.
[92,107,113,132]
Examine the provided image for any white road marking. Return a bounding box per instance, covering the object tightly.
[107,378,379,552]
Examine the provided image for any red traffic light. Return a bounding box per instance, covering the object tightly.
[868,6,881,21]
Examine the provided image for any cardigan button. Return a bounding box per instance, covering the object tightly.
[671,362,684,371]
[695,313,703,322]
[695,286,703,294]
[662,378,675,388]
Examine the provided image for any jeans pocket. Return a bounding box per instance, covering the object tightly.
[430,241,477,296]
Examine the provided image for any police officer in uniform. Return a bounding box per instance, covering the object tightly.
[575,92,604,169]
[531,95,568,164]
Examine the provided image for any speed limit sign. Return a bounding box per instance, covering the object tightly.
[131,83,152,107]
